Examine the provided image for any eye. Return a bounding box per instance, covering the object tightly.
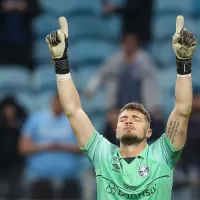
[135,118,142,122]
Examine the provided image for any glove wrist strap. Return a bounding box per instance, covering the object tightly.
[176,57,192,75]
[53,52,70,74]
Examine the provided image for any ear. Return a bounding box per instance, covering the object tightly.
[116,129,118,139]
[146,129,152,139]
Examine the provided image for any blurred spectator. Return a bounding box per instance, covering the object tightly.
[0,95,27,199]
[102,0,153,45]
[149,106,165,142]
[0,0,41,70]
[19,93,82,200]
[183,89,200,167]
[173,89,200,200]
[172,158,198,200]
[103,107,120,146]
[85,33,160,114]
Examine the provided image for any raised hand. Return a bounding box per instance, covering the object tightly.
[172,15,197,60]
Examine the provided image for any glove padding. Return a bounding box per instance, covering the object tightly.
[172,15,197,60]
[46,17,70,74]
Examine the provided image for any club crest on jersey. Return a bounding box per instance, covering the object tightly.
[139,165,149,177]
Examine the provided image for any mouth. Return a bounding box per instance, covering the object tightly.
[123,126,136,131]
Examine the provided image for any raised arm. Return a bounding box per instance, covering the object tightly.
[46,17,94,148]
[166,16,197,149]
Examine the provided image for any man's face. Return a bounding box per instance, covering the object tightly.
[116,109,151,145]
[122,35,137,55]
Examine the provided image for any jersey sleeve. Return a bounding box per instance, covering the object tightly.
[80,130,115,168]
[149,133,184,169]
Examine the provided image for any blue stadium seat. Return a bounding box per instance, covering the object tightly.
[80,89,107,114]
[33,14,59,39]
[105,15,122,41]
[154,0,194,14]
[69,40,117,67]
[152,13,177,40]
[40,0,101,16]
[68,16,114,43]
[151,41,174,66]
[156,68,176,117]
[90,112,106,133]
[153,14,196,41]
[34,39,51,65]
[64,0,101,17]
[37,91,55,111]
[16,91,38,113]
[0,66,30,93]
[39,0,70,14]
[73,66,99,91]
[33,66,56,92]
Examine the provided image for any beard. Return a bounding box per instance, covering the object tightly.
[117,132,145,146]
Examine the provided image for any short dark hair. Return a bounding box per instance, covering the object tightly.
[120,102,151,123]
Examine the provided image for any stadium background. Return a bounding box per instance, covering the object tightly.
[0,0,200,199]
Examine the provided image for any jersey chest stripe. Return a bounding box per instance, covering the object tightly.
[96,174,170,192]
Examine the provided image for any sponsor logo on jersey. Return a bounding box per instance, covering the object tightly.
[112,164,120,173]
[114,157,120,162]
[139,165,149,177]
[123,183,137,191]
[112,164,120,170]
[106,181,157,199]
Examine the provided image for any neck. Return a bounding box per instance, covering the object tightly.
[119,142,147,158]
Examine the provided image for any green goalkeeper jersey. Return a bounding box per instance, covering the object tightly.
[80,130,184,200]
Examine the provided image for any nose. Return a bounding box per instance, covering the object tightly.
[125,120,133,125]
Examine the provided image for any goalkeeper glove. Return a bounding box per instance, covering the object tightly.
[172,15,197,75]
[46,17,69,74]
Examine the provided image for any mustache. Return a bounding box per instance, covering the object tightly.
[123,125,136,131]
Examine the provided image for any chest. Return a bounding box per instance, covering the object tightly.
[96,157,171,192]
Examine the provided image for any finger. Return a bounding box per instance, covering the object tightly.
[59,16,68,37]
[46,37,50,44]
[176,15,184,33]
[57,29,65,43]
[172,33,181,44]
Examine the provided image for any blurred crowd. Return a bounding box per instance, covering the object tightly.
[0,0,200,199]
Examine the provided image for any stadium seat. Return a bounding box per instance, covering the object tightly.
[154,0,194,14]
[64,0,101,17]
[33,14,59,39]
[37,91,55,111]
[39,0,70,14]
[33,66,56,92]
[69,40,117,67]
[80,89,107,114]
[152,14,195,41]
[73,66,100,91]
[156,68,176,117]
[105,15,122,42]
[40,0,101,16]
[0,66,30,93]
[152,13,177,40]
[34,39,51,65]
[90,111,106,133]
[151,41,174,67]
[16,91,38,113]
[68,16,114,43]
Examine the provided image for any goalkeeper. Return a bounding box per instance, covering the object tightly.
[46,15,196,200]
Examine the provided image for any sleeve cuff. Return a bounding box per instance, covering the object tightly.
[163,133,185,152]
[79,130,97,152]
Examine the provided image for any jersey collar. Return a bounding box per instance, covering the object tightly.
[117,144,149,159]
